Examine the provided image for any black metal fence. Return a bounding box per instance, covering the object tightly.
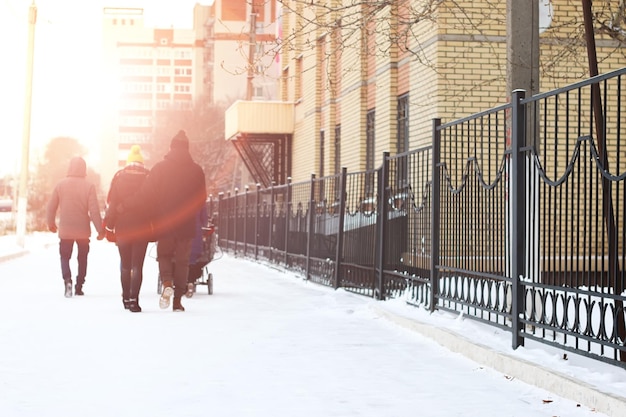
[211,66,626,368]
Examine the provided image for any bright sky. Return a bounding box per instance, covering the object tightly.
[0,232,620,417]
[0,0,214,176]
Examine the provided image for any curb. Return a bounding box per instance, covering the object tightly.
[0,241,56,264]
[371,305,626,417]
[0,250,28,263]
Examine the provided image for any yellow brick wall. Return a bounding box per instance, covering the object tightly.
[281,0,625,183]
[336,3,368,173]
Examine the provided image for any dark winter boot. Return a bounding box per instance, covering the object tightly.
[128,298,142,313]
[172,296,185,312]
[129,267,143,310]
[64,279,73,298]
[122,298,131,310]
[74,284,84,296]
[121,268,131,306]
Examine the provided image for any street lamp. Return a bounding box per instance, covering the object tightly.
[17,1,37,247]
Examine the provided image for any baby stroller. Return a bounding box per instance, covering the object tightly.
[156,222,217,296]
[188,223,216,295]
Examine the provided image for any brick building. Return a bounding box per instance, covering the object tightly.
[225,0,625,185]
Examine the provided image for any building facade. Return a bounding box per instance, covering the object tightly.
[99,1,279,187]
[225,0,625,185]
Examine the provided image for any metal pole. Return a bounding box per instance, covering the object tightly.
[244,185,249,256]
[284,177,291,266]
[255,183,260,260]
[233,188,239,255]
[305,174,316,280]
[430,119,441,312]
[246,10,257,101]
[510,89,527,349]
[17,2,37,247]
[375,152,390,300]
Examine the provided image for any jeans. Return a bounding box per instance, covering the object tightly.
[156,236,192,298]
[117,239,148,299]
[59,239,90,285]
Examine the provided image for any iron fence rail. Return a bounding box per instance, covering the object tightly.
[212,66,626,369]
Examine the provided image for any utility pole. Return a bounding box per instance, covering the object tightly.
[506,0,539,105]
[505,0,539,348]
[246,9,257,101]
[17,1,37,247]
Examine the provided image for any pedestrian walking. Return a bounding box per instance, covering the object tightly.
[46,156,105,297]
[103,145,152,312]
[118,130,206,311]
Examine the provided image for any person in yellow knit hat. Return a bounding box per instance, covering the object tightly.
[103,145,153,312]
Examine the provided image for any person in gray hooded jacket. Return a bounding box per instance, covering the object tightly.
[47,156,105,297]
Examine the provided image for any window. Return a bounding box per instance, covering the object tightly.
[366,109,375,171]
[281,67,289,101]
[174,84,191,93]
[173,49,192,59]
[397,94,409,154]
[295,56,303,100]
[174,68,191,76]
[366,109,376,194]
[255,43,264,56]
[319,130,325,178]
[397,94,409,187]
[334,125,341,175]
[157,48,172,58]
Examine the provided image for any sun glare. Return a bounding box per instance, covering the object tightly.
[1,0,217,176]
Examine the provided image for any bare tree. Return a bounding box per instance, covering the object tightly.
[595,0,626,43]
[152,96,243,197]
[247,0,625,93]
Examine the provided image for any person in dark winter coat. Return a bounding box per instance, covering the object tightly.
[46,156,105,297]
[104,145,152,312]
[119,130,207,312]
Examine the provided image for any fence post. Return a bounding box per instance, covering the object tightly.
[244,185,249,256]
[269,183,275,263]
[334,168,347,289]
[284,177,292,266]
[218,192,224,250]
[375,152,390,300]
[255,183,260,260]
[306,173,316,280]
[233,188,239,255]
[430,119,441,312]
[225,191,231,252]
[510,89,527,349]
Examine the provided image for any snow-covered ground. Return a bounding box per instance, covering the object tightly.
[0,233,623,417]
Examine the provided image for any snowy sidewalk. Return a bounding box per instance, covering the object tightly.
[0,236,623,417]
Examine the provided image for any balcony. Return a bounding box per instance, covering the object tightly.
[225,100,294,187]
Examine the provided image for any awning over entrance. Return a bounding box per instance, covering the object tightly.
[225,100,294,188]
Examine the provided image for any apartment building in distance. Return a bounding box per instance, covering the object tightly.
[99,1,279,188]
